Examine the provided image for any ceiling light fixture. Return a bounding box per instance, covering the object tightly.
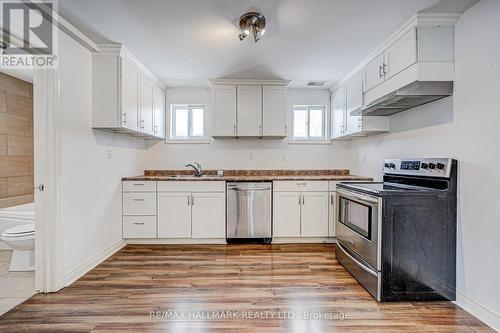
[238,12,266,42]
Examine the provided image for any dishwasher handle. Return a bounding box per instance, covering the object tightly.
[228,187,270,191]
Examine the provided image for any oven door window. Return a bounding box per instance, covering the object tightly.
[339,197,372,239]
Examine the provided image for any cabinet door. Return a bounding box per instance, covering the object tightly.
[157,192,192,238]
[213,86,237,136]
[121,56,140,131]
[328,192,336,237]
[237,86,262,136]
[153,86,166,138]
[301,192,329,237]
[346,70,363,135]
[384,28,417,80]
[363,53,385,92]
[262,86,287,137]
[273,192,301,237]
[191,192,225,239]
[331,86,346,139]
[140,74,154,135]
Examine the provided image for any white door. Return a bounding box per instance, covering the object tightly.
[328,192,336,237]
[157,192,192,238]
[363,53,385,92]
[384,28,417,80]
[213,86,237,136]
[273,192,301,237]
[121,56,140,131]
[139,74,154,135]
[262,86,287,137]
[301,192,329,237]
[191,192,225,238]
[331,86,346,139]
[346,70,363,135]
[153,86,166,138]
[237,86,262,136]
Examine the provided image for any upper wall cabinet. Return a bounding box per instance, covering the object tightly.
[92,44,167,139]
[210,79,290,139]
[331,13,459,140]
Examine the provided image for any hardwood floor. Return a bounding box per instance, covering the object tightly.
[0,244,493,332]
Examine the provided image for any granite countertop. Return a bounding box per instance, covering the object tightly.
[122,169,373,182]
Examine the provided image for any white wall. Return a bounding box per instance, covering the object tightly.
[350,0,500,329]
[143,88,354,170]
[57,31,146,279]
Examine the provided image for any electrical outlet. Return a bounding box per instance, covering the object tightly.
[281,152,287,161]
[249,153,255,160]
[106,148,113,159]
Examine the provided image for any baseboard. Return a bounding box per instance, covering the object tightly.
[126,238,227,245]
[272,237,335,244]
[455,292,500,332]
[64,240,126,286]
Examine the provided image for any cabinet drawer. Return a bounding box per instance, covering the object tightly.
[158,181,225,192]
[123,181,156,192]
[123,216,156,238]
[123,192,156,215]
[273,181,328,192]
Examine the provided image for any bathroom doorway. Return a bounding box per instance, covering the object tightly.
[0,69,36,315]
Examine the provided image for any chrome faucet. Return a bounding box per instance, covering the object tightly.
[185,162,202,177]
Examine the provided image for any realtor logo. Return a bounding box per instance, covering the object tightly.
[0,0,57,68]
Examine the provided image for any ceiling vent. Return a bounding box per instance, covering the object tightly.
[306,81,327,87]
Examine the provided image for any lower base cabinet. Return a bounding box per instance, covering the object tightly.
[157,192,192,238]
[273,181,329,238]
[191,192,225,238]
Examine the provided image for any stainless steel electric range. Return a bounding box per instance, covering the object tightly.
[335,158,457,302]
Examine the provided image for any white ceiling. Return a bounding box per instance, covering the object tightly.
[59,0,461,88]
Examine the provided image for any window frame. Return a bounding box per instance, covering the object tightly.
[167,104,209,143]
[289,104,330,144]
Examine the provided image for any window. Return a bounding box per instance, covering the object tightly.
[169,104,208,142]
[291,105,328,142]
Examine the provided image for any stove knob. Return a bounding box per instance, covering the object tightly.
[428,163,436,169]
[389,163,396,169]
[384,163,390,168]
[421,163,428,169]
[436,163,445,170]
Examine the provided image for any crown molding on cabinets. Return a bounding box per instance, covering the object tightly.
[209,79,290,87]
[330,13,461,91]
[95,44,167,90]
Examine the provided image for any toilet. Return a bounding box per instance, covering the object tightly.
[1,223,35,271]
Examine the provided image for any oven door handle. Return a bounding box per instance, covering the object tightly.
[336,241,378,277]
[337,188,379,205]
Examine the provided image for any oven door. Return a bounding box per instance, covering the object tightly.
[335,188,381,270]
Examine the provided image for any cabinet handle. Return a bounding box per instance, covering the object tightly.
[331,194,333,205]
[191,195,195,206]
[378,65,383,78]
[297,182,307,186]
[133,183,145,186]
[302,195,305,205]
[299,194,302,205]
[233,124,236,134]
[187,195,190,206]
[122,113,127,124]
[140,119,145,129]
[133,222,145,225]
[132,198,144,201]
[383,63,387,75]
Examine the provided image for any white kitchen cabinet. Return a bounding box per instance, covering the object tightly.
[191,192,225,238]
[301,192,329,237]
[384,28,417,80]
[273,192,301,237]
[273,181,329,238]
[122,180,157,239]
[153,86,166,138]
[212,86,237,137]
[262,86,287,137]
[363,53,385,93]
[140,74,154,135]
[345,70,363,135]
[331,86,346,139]
[92,45,166,139]
[328,192,336,237]
[123,216,157,239]
[157,192,192,238]
[121,55,140,131]
[237,86,262,136]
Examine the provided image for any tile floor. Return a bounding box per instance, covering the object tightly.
[0,250,35,316]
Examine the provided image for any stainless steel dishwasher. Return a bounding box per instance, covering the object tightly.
[226,182,272,243]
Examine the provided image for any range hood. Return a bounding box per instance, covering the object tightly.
[353,81,453,117]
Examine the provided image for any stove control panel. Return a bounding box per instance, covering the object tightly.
[383,158,453,178]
